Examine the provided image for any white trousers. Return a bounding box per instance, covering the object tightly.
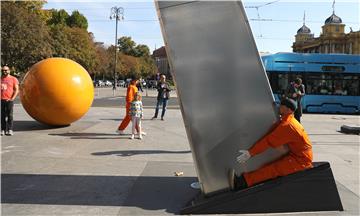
[131,116,142,135]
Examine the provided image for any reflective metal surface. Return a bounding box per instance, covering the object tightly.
[156,1,288,195]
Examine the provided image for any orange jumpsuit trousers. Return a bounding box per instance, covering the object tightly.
[118,84,138,131]
[244,113,313,187]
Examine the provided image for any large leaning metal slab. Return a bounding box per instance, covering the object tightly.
[155,1,288,195]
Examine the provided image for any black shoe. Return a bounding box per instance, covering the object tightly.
[228,170,248,191]
[236,174,248,190]
[151,116,157,120]
[161,117,164,121]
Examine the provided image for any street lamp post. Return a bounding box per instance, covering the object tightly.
[110,6,124,96]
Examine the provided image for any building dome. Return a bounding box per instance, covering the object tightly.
[297,24,311,34]
[325,13,342,24]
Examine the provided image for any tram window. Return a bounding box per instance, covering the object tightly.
[306,73,332,95]
[268,73,283,94]
[271,73,290,95]
[267,72,360,96]
[343,76,359,96]
[333,74,359,96]
[333,80,348,95]
[269,73,304,95]
[306,73,359,96]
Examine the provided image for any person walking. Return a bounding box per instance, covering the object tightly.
[129,92,143,140]
[137,78,144,92]
[152,74,171,121]
[116,75,139,134]
[287,78,305,122]
[228,98,313,190]
[1,66,19,136]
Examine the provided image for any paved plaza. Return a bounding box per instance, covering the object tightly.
[1,92,359,215]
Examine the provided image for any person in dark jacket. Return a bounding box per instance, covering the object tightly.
[286,78,305,122]
[152,74,171,121]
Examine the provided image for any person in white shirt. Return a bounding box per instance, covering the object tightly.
[129,92,144,139]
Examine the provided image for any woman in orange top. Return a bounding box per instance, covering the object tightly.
[229,98,313,190]
[117,76,139,134]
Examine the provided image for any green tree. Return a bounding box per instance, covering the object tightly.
[117,36,152,58]
[48,25,97,74]
[139,57,157,78]
[118,52,138,77]
[102,38,157,79]
[15,0,46,11]
[67,10,88,29]
[1,1,99,77]
[38,8,53,24]
[19,0,49,22]
[93,43,112,80]
[134,44,150,57]
[1,1,53,73]
[49,25,71,57]
[65,27,97,73]
[118,36,136,55]
[47,9,69,26]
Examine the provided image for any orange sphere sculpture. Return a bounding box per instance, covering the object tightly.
[20,58,94,126]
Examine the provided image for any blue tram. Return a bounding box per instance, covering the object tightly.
[261,52,360,114]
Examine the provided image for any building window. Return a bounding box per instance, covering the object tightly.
[336,26,339,32]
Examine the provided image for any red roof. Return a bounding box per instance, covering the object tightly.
[152,46,167,58]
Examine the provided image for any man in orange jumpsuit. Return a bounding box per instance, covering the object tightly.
[117,76,140,134]
[229,98,313,190]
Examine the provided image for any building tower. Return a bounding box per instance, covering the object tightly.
[320,1,346,53]
[292,0,360,54]
[294,11,314,49]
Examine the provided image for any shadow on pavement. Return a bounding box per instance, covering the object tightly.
[308,133,343,135]
[13,120,68,131]
[49,132,131,140]
[99,118,156,121]
[50,132,120,136]
[92,150,191,156]
[1,173,198,214]
[99,118,122,121]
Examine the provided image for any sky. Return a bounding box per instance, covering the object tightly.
[43,0,360,54]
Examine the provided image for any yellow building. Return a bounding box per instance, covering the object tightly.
[292,11,360,54]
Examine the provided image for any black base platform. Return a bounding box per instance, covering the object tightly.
[181,162,343,214]
[340,125,360,135]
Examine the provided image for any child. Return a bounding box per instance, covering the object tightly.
[129,92,143,139]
